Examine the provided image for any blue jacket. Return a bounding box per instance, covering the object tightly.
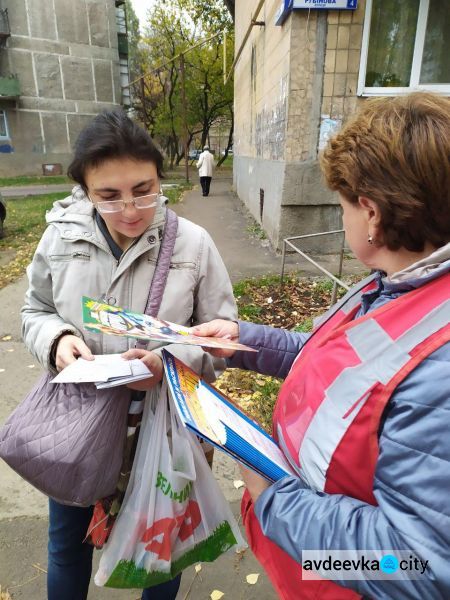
[229,261,450,599]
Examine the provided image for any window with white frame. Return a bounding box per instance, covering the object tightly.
[358,0,450,96]
[0,110,9,138]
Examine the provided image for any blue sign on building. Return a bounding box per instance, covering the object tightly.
[275,0,357,25]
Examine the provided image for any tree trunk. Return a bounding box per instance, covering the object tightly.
[216,109,234,167]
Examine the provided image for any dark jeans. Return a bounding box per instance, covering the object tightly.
[200,176,212,196]
[48,499,182,600]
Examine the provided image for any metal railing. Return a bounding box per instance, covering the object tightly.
[280,229,349,305]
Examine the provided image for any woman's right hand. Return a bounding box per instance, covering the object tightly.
[55,334,94,371]
[191,319,239,358]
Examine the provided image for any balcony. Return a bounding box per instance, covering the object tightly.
[0,9,11,49]
[0,74,20,99]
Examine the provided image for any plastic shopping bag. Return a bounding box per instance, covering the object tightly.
[95,382,246,589]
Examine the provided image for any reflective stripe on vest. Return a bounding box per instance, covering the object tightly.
[299,299,450,491]
[274,271,450,492]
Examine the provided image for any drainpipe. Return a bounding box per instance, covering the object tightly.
[224,0,265,84]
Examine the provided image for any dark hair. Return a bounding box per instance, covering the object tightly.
[67,111,164,190]
[320,92,450,252]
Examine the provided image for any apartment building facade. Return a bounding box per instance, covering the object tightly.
[0,0,129,176]
[233,0,449,250]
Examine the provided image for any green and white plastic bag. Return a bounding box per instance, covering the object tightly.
[95,381,246,589]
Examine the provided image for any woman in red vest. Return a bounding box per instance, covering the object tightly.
[194,92,450,599]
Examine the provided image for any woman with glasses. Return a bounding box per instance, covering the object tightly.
[21,111,237,600]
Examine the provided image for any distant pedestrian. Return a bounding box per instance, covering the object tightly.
[197,146,215,197]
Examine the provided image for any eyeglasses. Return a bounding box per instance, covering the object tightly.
[92,192,160,214]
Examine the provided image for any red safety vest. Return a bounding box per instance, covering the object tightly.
[242,272,450,599]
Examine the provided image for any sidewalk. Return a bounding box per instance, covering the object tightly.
[0,176,363,599]
[173,176,364,281]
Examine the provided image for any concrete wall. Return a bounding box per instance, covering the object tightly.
[0,0,122,176]
[234,0,366,252]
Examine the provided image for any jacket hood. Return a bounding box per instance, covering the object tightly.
[46,186,93,226]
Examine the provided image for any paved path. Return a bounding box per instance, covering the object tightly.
[173,176,365,282]
[1,183,73,197]
[0,176,365,599]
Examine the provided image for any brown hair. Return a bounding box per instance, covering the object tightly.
[320,92,450,252]
[67,111,164,191]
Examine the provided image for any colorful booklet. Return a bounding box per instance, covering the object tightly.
[82,297,256,352]
[162,350,296,482]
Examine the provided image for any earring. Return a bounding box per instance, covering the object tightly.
[368,234,373,244]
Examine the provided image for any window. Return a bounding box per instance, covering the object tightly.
[358,0,450,96]
[0,110,9,139]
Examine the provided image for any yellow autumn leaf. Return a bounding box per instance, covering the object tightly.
[246,573,260,585]
[194,564,202,573]
[1,335,12,341]
[210,591,224,600]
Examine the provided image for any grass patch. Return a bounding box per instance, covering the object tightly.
[292,318,314,333]
[246,221,266,240]
[163,182,193,205]
[217,155,233,168]
[0,193,65,289]
[0,175,71,186]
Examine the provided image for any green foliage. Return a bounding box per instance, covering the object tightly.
[129,0,234,168]
[233,274,282,298]
[178,0,234,34]
[0,193,63,246]
[292,318,314,333]
[239,304,263,321]
[246,222,267,240]
[0,193,66,289]
[163,183,192,204]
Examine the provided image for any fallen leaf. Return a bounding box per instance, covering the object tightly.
[246,573,259,585]
[194,564,202,573]
[233,480,245,489]
[27,364,36,369]
[1,335,12,341]
[210,591,224,600]
[0,369,5,373]
[6,348,14,352]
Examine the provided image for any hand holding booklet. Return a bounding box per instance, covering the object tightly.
[162,350,296,482]
[51,354,152,389]
[82,296,256,352]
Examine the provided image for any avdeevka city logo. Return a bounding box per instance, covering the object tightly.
[301,550,429,580]
[380,554,399,574]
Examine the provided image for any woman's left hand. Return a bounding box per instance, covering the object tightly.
[239,464,271,503]
[121,348,163,390]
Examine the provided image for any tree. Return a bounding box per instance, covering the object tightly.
[128,0,234,169]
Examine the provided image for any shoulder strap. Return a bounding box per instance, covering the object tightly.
[144,208,178,318]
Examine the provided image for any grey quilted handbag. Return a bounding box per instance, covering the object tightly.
[0,208,178,507]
